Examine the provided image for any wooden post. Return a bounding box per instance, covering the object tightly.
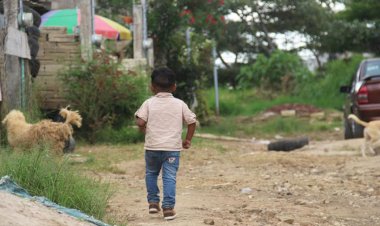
[147,38,154,68]
[79,0,93,61]
[133,4,144,59]
[1,0,22,114]
[0,0,22,143]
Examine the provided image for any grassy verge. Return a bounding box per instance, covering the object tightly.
[73,143,142,174]
[205,88,332,116]
[198,114,342,140]
[0,148,112,220]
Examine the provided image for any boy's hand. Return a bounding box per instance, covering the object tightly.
[135,117,146,133]
[182,139,191,149]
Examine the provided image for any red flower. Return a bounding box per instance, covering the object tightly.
[180,9,192,17]
[189,16,196,24]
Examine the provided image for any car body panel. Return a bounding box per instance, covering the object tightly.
[340,58,380,138]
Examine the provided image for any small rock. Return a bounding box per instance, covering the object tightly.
[263,174,271,180]
[275,134,284,139]
[295,199,307,205]
[281,110,296,117]
[241,187,252,194]
[258,140,271,145]
[310,168,321,175]
[283,218,295,224]
[204,219,215,225]
[310,112,325,120]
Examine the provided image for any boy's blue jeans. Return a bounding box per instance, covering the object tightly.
[145,150,180,208]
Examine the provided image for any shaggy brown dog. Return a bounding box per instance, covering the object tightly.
[2,108,82,154]
[348,114,380,157]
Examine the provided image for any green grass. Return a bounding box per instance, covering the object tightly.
[94,126,144,144]
[198,115,342,139]
[203,83,344,138]
[0,148,112,220]
[74,143,142,173]
[205,88,326,116]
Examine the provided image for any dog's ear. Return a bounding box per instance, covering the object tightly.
[2,114,8,125]
[59,108,68,119]
[1,111,12,125]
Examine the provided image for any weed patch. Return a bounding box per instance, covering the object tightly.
[0,149,112,220]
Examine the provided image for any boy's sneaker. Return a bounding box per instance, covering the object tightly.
[148,203,160,214]
[163,207,176,220]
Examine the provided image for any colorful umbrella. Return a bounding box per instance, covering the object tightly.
[41,8,132,41]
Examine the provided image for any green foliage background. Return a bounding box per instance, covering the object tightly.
[238,50,313,93]
[60,53,148,143]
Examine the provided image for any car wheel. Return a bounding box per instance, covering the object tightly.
[351,119,364,138]
[344,118,354,139]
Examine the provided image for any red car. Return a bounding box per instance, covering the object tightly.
[340,58,380,139]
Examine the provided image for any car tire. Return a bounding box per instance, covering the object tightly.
[351,120,364,138]
[344,118,354,139]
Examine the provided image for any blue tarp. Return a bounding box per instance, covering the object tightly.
[0,175,110,226]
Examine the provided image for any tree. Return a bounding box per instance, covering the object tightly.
[214,0,339,85]
[96,0,133,21]
[322,0,380,54]
[223,0,337,57]
[237,50,312,93]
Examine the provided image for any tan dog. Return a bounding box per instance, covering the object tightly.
[348,114,380,157]
[2,107,82,154]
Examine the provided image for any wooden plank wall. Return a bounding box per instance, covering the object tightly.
[34,27,80,110]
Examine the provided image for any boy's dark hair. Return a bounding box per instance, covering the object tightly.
[151,67,176,90]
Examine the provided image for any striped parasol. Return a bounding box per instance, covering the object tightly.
[41,8,132,41]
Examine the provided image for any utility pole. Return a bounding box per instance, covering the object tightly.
[1,0,22,114]
[79,0,93,61]
[212,40,220,116]
[186,27,191,64]
[133,4,143,59]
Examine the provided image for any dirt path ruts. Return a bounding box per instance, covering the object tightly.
[81,138,380,226]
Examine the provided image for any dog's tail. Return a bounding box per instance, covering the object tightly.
[348,114,368,127]
[59,108,82,128]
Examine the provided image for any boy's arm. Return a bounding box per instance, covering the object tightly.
[183,123,196,149]
[135,117,147,133]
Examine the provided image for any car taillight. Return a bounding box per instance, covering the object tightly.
[357,85,369,104]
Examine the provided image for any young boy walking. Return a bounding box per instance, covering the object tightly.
[135,67,196,220]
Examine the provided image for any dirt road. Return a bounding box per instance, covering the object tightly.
[85,137,380,226]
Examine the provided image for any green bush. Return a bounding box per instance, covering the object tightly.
[296,54,363,109]
[94,126,144,144]
[205,88,301,116]
[238,50,312,93]
[0,149,112,220]
[60,53,149,143]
